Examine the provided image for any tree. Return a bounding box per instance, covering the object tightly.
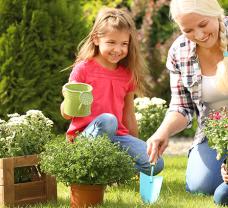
[0,0,88,132]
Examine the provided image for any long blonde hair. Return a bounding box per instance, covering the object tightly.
[170,0,228,94]
[75,7,146,95]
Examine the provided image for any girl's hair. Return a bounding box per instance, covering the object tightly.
[170,0,228,94]
[75,7,146,95]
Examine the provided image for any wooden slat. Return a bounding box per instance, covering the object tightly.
[45,175,57,201]
[15,181,45,201]
[2,158,15,205]
[14,155,39,167]
[14,196,47,206]
[2,158,14,186]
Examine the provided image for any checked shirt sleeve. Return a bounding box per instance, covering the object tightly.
[166,44,195,128]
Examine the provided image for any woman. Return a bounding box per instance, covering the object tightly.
[147,0,228,205]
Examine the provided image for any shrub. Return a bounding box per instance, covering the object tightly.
[40,135,136,186]
[0,0,88,132]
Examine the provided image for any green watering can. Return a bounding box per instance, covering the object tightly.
[63,83,93,117]
[140,164,163,204]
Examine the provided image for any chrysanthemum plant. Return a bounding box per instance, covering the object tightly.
[204,107,228,169]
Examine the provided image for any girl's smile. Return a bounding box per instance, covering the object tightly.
[93,29,130,70]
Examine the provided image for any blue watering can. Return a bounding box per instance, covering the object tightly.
[140,164,163,203]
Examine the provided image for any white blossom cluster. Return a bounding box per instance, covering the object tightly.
[0,110,54,157]
[134,97,167,140]
[134,97,166,121]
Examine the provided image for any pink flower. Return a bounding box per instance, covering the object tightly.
[213,112,222,120]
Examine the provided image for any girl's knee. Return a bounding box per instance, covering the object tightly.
[97,113,118,135]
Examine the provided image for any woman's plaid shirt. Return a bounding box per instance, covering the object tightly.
[166,18,228,146]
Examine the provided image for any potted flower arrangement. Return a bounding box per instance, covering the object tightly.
[0,110,57,206]
[204,107,228,169]
[40,135,136,208]
[134,97,167,141]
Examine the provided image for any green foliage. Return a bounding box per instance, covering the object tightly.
[0,110,54,157]
[0,0,88,132]
[40,135,136,186]
[204,108,228,166]
[82,0,131,25]
[134,97,167,141]
[220,0,228,10]
[176,116,197,138]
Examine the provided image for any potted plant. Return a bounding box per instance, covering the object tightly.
[40,135,136,208]
[0,110,57,206]
[204,107,228,168]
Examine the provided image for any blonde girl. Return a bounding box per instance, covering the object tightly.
[61,7,164,176]
[147,0,228,205]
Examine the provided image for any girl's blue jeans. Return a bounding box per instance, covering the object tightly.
[82,113,164,176]
[186,139,228,205]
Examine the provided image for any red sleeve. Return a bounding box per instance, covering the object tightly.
[69,62,86,83]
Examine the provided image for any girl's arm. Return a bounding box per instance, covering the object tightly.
[221,163,228,183]
[122,92,139,137]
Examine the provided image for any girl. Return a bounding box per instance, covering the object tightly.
[61,7,164,176]
[146,0,228,205]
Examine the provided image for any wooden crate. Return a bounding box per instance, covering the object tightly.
[0,154,57,207]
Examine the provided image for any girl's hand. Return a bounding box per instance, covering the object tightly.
[60,102,73,120]
[221,163,228,183]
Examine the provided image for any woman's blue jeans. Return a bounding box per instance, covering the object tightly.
[82,113,164,176]
[186,139,228,205]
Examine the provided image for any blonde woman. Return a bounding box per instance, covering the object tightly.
[147,0,228,205]
[60,7,164,175]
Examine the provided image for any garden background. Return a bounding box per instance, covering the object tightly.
[1,0,228,137]
[1,1,228,207]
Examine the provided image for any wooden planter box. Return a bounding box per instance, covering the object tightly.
[0,154,57,207]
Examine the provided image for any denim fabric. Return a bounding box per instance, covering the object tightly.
[186,140,228,205]
[214,182,228,206]
[82,113,164,175]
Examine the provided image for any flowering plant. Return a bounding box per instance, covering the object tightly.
[204,107,228,168]
[0,110,54,157]
[134,97,167,141]
[0,110,54,183]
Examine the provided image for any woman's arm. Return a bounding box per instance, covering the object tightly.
[221,163,228,183]
[147,112,188,162]
[122,92,138,137]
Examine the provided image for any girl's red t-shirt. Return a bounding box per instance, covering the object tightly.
[66,59,135,137]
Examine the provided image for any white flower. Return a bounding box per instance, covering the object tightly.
[135,112,143,121]
[7,113,20,118]
[0,119,6,124]
[134,97,151,110]
[151,97,166,106]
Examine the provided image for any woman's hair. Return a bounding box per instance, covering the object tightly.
[170,0,228,94]
[75,7,146,95]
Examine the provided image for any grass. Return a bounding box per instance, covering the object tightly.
[10,155,227,208]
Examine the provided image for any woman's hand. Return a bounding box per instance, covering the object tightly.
[147,130,169,163]
[221,163,228,183]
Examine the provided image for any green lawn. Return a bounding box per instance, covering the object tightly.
[15,156,226,208]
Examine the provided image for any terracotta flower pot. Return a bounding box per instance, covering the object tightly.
[70,184,105,208]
